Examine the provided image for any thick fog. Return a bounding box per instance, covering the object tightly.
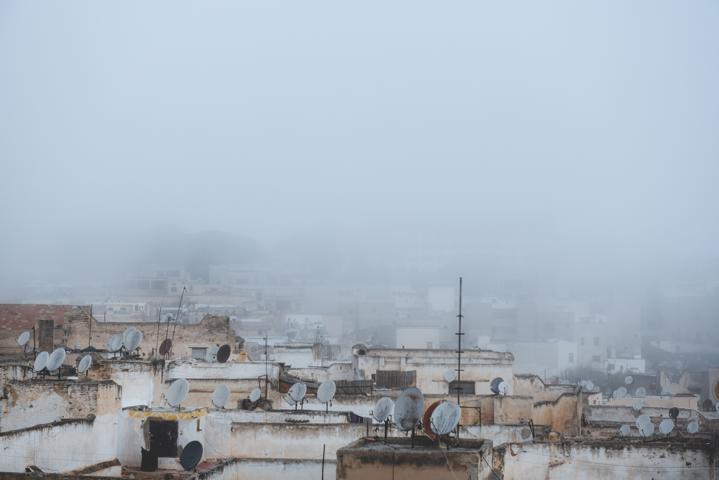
[1,1,718,299]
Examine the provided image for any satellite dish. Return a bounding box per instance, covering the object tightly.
[632,399,644,411]
[288,383,307,403]
[107,334,123,353]
[498,381,512,396]
[205,345,219,362]
[687,420,699,434]
[613,387,628,399]
[372,397,394,423]
[443,369,456,383]
[33,351,49,372]
[78,355,92,374]
[285,394,296,406]
[166,378,189,407]
[715,403,719,413]
[625,376,633,385]
[46,348,66,372]
[211,384,230,408]
[669,407,679,420]
[216,344,231,363]
[122,327,138,347]
[317,380,336,404]
[179,441,203,471]
[422,401,442,440]
[638,422,655,437]
[659,419,674,434]
[393,387,424,431]
[490,377,504,395]
[123,329,143,352]
[636,414,651,429]
[619,424,631,436]
[634,387,647,397]
[159,338,172,355]
[429,400,461,436]
[249,387,261,403]
[520,427,532,440]
[17,331,31,347]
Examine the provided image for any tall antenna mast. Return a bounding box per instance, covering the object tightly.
[264,333,269,399]
[455,276,464,439]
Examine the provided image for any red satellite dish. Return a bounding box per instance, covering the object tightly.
[422,400,442,441]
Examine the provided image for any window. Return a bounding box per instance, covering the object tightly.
[592,355,601,362]
[375,370,416,388]
[607,363,615,372]
[449,381,475,395]
[593,336,599,346]
[191,347,207,360]
[568,352,574,363]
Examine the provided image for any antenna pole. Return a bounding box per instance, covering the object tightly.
[170,286,187,346]
[154,308,162,357]
[88,305,93,349]
[321,444,326,480]
[264,333,269,399]
[455,276,464,440]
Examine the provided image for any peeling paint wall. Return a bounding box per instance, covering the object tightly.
[200,458,336,480]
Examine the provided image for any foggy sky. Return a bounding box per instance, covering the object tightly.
[1,1,718,290]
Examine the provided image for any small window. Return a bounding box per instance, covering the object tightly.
[607,363,615,372]
[449,380,475,395]
[191,347,207,360]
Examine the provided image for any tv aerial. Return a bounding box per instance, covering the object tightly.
[317,380,336,412]
[636,414,653,437]
[632,399,643,411]
[166,378,189,408]
[205,345,219,363]
[619,424,631,436]
[78,355,92,375]
[625,376,633,385]
[179,441,203,471]
[33,351,49,374]
[490,377,504,395]
[634,387,646,397]
[393,387,424,434]
[122,327,143,356]
[613,387,628,399]
[372,397,394,439]
[288,382,307,410]
[429,400,461,438]
[249,387,261,403]
[17,331,31,354]
[498,381,512,396]
[216,344,231,363]
[46,347,66,378]
[687,420,699,434]
[659,419,674,434]
[669,407,679,420]
[159,338,172,356]
[211,384,230,409]
[443,369,456,383]
[107,334,123,355]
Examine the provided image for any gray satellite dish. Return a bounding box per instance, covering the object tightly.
[632,398,643,411]
[33,351,49,372]
[211,384,230,408]
[179,441,203,471]
[443,369,456,383]
[317,380,336,404]
[687,420,699,434]
[625,375,633,385]
[659,419,674,434]
[613,387,628,399]
[429,400,461,436]
[78,355,92,374]
[634,387,647,397]
[373,397,394,423]
[288,383,307,403]
[498,381,511,396]
[393,387,424,431]
[46,348,66,372]
[166,378,189,407]
[285,394,296,406]
[638,422,655,437]
[619,424,631,436]
[490,377,503,395]
[123,329,143,352]
[520,427,532,440]
[205,345,219,362]
[107,334,123,353]
[636,414,651,429]
[17,331,31,347]
[249,388,261,403]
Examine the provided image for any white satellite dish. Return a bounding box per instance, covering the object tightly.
[249,388,261,403]
[78,355,92,374]
[123,329,143,352]
[429,401,461,436]
[17,331,31,347]
[107,334,123,353]
[211,384,230,408]
[638,422,655,437]
[205,345,219,362]
[393,387,424,431]
[288,383,307,404]
[632,399,643,411]
[619,424,631,436]
[687,420,699,434]
[443,369,456,383]
[659,419,674,434]
[613,387,628,399]
[634,387,647,397]
[636,414,651,429]
[715,403,719,413]
[166,378,189,407]
[285,394,296,406]
[625,376,633,385]
[33,351,49,372]
[373,397,394,423]
[317,380,336,404]
[498,381,512,396]
[46,348,66,372]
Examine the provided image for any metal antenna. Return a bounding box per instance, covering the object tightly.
[455,276,464,439]
[264,333,269,399]
[154,308,162,356]
[170,286,187,348]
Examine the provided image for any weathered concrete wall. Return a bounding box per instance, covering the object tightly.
[606,394,698,410]
[0,363,32,388]
[0,414,117,473]
[492,396,533,425]
[532,393,579,435]
[287,363,354,382]
[200,458,336,480]
[0,380,121,431]
[500,440,718,479]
